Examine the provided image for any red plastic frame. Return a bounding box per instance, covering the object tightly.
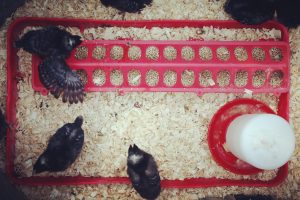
[6,17,290,187]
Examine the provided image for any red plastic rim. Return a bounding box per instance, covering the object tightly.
[208,98,276,175]
[6,17,290,187]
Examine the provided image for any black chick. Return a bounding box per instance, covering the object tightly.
[276,0,300,28]
[0,109,8,140]
[224,0,277,25]
[38,56,85,104]
[101,0,152,13]
[15,26,82,59]
[127,144,161,200]
[33,116,84,174]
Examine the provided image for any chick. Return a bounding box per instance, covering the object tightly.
[38,56,85,104]
[101,0,152,13]
[224,0,276,25]
[33,116,84,174]
[276,0,300,28]
[127,144,161,200]
[0,109,8,140]
[15,26,82,58]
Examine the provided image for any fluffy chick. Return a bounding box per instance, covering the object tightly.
[15,26,82,58]
[33,116,84,174]
[276,0,300,28]
[101,0,152,13]
[0,109,8,140]
[127,144,161,200]
[38,56,85,104]
[224,0,276,25]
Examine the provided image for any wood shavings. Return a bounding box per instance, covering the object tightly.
[243,89,253,98]
[200,70,213,87]
[181,70,195,87]
[1,0,299,199]
[128,70,141,86]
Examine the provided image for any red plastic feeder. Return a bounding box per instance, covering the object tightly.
[6,17,290,187]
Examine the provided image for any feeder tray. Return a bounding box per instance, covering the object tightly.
[6,17,290,187]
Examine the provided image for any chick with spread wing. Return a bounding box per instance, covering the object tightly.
[15,26,82,59]
[38,56,85,104]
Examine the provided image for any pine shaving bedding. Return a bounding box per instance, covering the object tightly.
[78,26,281,41]
[0,1,298,200]
[14,26,279,182]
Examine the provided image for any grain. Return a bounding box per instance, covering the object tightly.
[110,46,124,60]
[252,47,265,61]
[269,47,283,61]
[146,46,159,60]
[270,70,283,87]
[217,70,230,87]
[128,46,141,60]
[199,47,212,61]
[234,47,248,61]
[235,70,248,87]
[252,70,266,87]
[181,46,195,61]
[217,47,230,61]
[163,46,177,61]
[110,69,123,86]
[92,46,106,60]
[146,70,159,86]
[92,69,106,86]
[75,46,88,60]
[164,70,177,86]
[76,70,88,85]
